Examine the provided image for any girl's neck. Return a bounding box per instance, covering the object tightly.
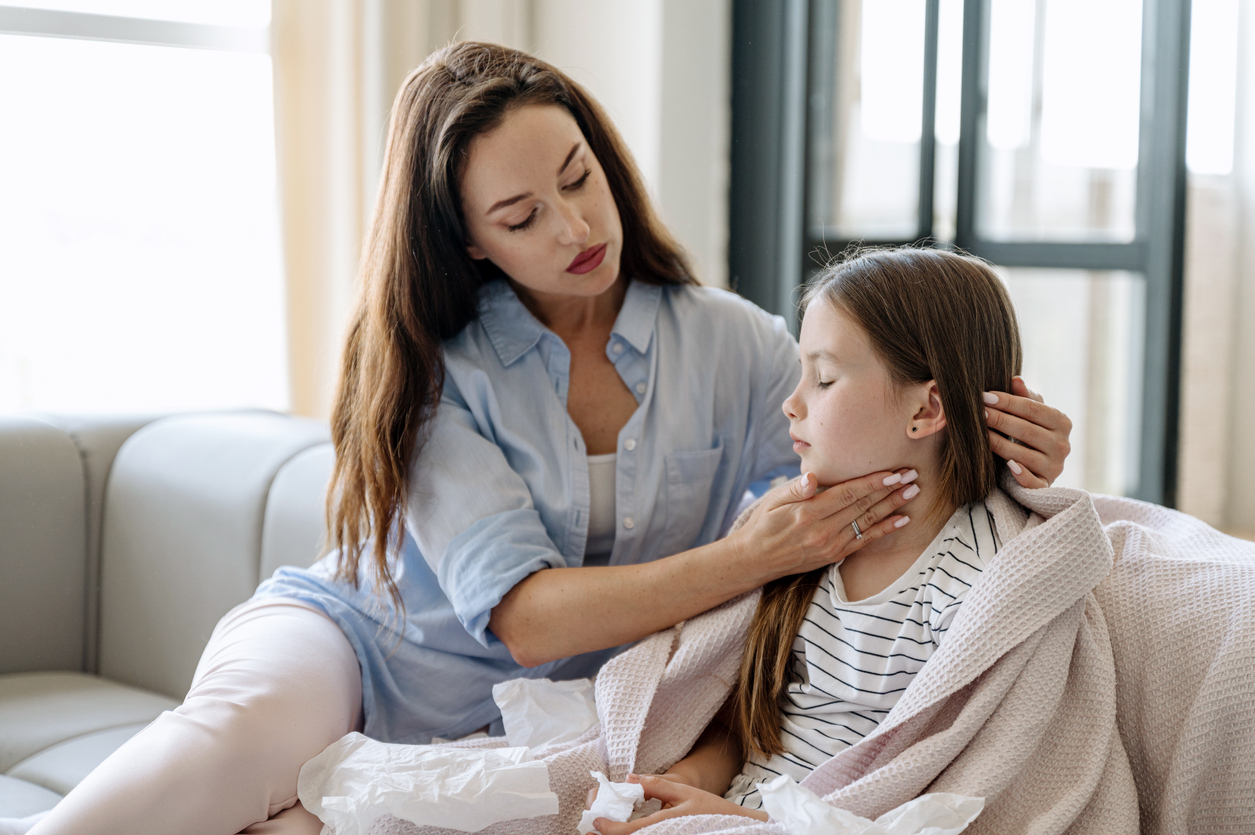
[836,473,956,602]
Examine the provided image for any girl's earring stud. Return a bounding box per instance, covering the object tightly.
[911,426,918,433]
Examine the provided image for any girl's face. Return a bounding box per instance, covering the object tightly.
[783,298,941,486]
[460,104,624,303]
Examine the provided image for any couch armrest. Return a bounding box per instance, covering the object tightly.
[98,412,329,699]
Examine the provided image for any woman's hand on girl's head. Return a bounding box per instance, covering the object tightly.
[728,469,918,584]
[982,376,1073,489]
[589,774,768,834]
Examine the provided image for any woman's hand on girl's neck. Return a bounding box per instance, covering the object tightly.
[833,474,956,602]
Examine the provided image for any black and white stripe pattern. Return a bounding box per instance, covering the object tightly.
[727,501,999,808]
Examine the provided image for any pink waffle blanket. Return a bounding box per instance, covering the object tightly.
[370,481,1255,835]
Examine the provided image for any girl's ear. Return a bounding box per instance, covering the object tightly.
[907,381,947,439]
[466,241,487,260]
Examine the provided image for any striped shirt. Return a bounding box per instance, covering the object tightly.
[727,501,1000,808]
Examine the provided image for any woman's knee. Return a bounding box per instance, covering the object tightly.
[180,599,363,767]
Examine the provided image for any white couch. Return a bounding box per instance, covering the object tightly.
[0,411,334,818]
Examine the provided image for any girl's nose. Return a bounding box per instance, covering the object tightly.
[782,385,803,420]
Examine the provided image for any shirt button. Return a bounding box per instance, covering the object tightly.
[624,438,636,451]
[622,516,635,530]
[635,382,646,395]
[612,343,624,354]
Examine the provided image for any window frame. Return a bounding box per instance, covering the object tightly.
[0,5,268,53]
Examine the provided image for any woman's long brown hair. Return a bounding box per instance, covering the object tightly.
[327,42,696,606]
[734,247,1023,758]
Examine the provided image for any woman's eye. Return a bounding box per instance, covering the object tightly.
[564,169,591,191]
[817,380,833,389]
[507,209,537,232]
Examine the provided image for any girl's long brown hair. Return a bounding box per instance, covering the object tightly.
[734,247,1023,758]
[327,42,696,604]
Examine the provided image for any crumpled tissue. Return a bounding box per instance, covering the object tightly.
[758,774,984,835]
[297,732,559,835]
[492,677,599,750]
[577,771,646,835]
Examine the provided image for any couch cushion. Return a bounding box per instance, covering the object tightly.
[8,723,149,796]
[0,774,61,818]
[0,672,175,773]
[0,418,86,675]
[99,412,330,699]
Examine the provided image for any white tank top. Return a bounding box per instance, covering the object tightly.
[585,453,617,564]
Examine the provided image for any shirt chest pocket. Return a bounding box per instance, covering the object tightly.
[658,440,726,557]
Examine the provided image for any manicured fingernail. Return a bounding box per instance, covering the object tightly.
[983,392,999,405]
[883,473,902,486]
[901,469,918,483]
[984,409,990,420]
[895,516,910,528]
[903,484,920,500]
[1007,460,1023,475]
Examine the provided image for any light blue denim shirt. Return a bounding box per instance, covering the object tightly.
[256,278,800,743]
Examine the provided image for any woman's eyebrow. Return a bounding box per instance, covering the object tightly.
[805,349,839,362]
[557,141,581,175]
[485,142,583,216]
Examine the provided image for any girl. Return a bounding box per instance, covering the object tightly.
[593,246,1028,831]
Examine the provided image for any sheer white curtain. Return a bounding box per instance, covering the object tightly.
[271,0,458,418]
[1177,1,1255,535]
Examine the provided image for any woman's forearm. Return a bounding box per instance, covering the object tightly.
[490,469,919,667]
[488,538,763,667]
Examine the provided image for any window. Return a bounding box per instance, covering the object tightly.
[730,0,1197,505]
[0,2,287,413]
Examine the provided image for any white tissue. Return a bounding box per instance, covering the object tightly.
[492,677,599,750]
[758,774,984,835]
[577,771,646,835]
[297,732,559,835]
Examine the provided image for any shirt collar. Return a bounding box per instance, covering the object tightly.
[477,280,545,367]
[477,278,662,366]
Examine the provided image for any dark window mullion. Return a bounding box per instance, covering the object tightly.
[918,0,941,241]
[954,0,987,250]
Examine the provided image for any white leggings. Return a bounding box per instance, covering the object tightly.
[29,599,363,835]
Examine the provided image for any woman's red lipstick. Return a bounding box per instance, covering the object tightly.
[566,243,607,274]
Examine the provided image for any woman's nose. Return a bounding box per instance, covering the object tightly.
[555,198,590,245]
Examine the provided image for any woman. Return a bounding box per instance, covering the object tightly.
[28,43,1070,835]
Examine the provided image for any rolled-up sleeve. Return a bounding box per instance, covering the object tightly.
[404,382,564,648]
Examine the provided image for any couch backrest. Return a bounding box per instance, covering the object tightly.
[98,412,332,699]
[0,418,87,676]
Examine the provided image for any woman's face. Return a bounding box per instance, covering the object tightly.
[460,104,624,303]
[783,298,934,486]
